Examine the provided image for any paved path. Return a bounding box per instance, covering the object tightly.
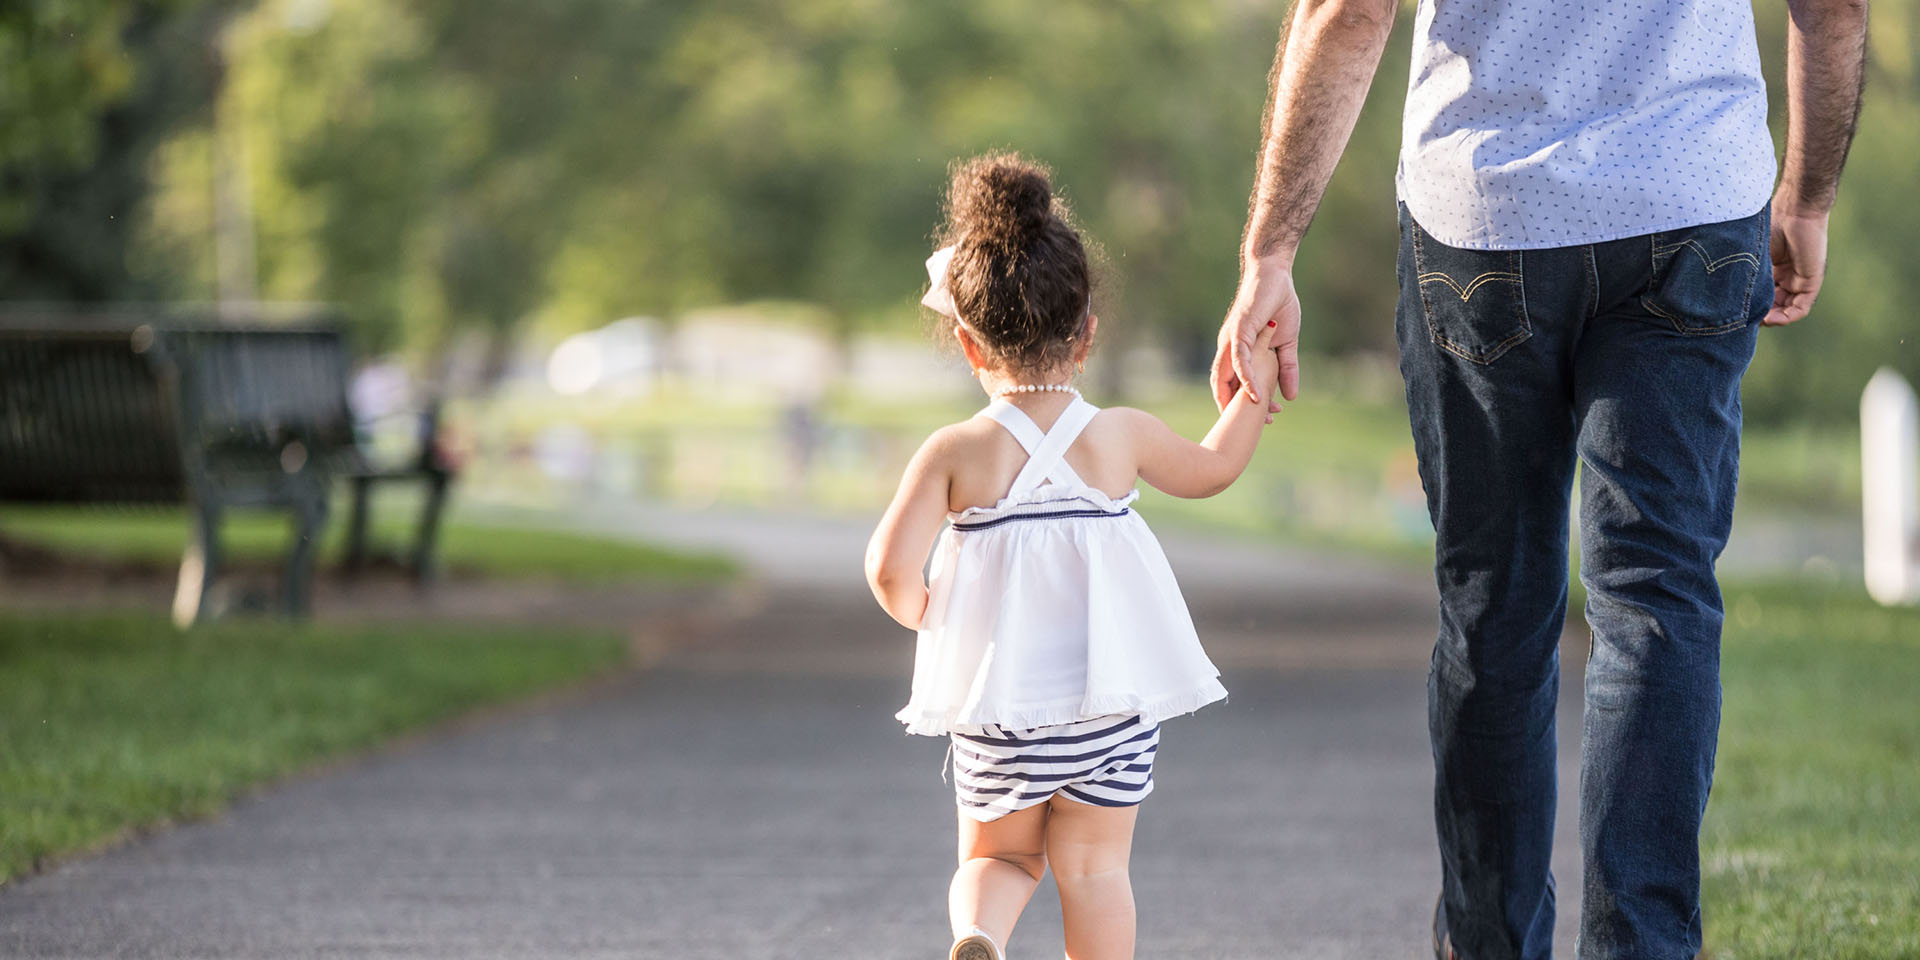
[1,502,1588,958]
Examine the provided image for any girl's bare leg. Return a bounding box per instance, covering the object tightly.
[951,803,1050,948]
[1046,796,1139,960]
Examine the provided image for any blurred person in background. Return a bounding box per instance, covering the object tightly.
[1210,1,1870,958]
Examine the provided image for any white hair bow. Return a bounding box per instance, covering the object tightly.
[920,245,961,323]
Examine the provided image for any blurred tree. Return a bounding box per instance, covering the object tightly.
[218,0,477,348]
[9,0,1914,420]
[0,1,232,301]
[1742,0,1920,424]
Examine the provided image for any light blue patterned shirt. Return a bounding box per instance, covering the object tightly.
[1395,0,1777,251]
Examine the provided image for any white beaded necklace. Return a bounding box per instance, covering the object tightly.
[994,383,1080,398]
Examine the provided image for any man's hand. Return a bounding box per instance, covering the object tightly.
[1212,257,1301,409]
[1765,197,1830,327]
[1764,0,1867,328]
[1219,0,1395,410]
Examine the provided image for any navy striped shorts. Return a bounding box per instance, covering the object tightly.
[950,714,1161,822]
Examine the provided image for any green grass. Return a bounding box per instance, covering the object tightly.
[0,504,737,584]
[1703,582,1920,958]
[1735,424,1863,517]
[0,611,627,885]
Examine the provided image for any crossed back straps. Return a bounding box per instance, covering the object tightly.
[980,397,1099,497]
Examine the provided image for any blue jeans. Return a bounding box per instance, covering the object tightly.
[1395,203,1770,960]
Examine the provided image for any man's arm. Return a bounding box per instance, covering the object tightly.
[1767,0,1870,327]
[1212,0,1396,409]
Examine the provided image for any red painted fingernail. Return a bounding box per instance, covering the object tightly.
[1266,320,1277,327]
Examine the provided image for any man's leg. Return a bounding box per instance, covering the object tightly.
[1573,211,1768,960]
[1396,205,1587,960]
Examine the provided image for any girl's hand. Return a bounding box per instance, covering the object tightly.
[1244,320,1284,409]
[1125,318,1284,499]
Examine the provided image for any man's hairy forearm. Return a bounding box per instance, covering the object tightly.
[1779,0,1870,212]
[1243,0,1396,264]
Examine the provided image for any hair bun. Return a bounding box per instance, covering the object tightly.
[949,154,1054,250]
[933,151,1093,378]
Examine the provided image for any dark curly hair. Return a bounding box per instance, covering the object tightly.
[934,152,1092,378]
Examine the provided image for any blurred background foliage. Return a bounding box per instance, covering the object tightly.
[2,0,1916,423]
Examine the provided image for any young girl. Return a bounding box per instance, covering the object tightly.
[865,153,1281,960]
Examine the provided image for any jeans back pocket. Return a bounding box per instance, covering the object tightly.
[1409,213,1531,365]
[1640,209,1770,335]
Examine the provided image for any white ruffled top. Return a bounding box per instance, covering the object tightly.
[896,396,1227,736]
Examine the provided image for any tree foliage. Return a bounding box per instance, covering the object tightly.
[3,0,1916,421]
[0,1,231,299]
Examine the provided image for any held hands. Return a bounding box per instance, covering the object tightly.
[1212,256,1301,411]
[1765,192,1830,327]
[1245,317,1283,409]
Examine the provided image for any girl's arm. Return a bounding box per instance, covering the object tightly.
[865,428,960,629]
[1123,321,1281,499]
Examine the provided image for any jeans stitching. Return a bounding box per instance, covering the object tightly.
[1417,271,1524,301]
[1438,326,1531,363]
[1411,223,1455,356]
[1514,248,1530,345]
[1651,238,1762,273]
[1742,210,1767,320]
[1584,246,1599,320]
[1642,219,1764,335]
[1640,296,1750,336]
[1411,219,1532,365]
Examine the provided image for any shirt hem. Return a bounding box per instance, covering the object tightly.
[1397,183,1775,252]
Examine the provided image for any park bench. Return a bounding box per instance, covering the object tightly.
[0,309,454,625]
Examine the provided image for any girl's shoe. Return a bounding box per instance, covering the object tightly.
[949,929,1002,960]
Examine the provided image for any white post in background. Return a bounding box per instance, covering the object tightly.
[1862,367,1919,606]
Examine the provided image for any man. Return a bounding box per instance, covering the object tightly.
[1212,1,1869,958]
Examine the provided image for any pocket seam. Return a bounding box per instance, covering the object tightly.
[1417,270,1524,301]
[1642,219,1764,336]
[1652,238,1762,274]
[1412,223,1531,365]
[1639,296,1750,336]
